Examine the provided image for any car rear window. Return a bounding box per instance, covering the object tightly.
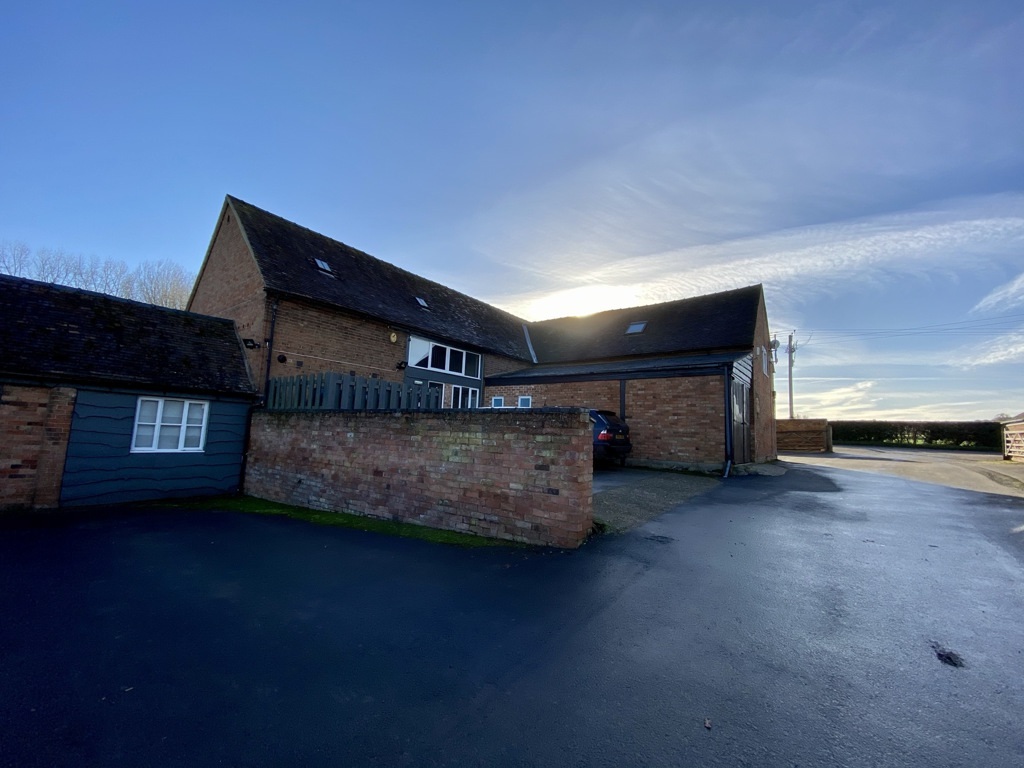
[596,411,627,427]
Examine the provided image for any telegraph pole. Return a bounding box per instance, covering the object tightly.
[787,332,797,419]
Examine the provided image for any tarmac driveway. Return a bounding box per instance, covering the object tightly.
[2,464,1023,767]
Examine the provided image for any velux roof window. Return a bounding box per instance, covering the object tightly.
[416,296,429,309]
[314,258,332,274]
[626,321,647,335]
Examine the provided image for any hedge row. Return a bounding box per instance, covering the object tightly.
[830,421,1002,450]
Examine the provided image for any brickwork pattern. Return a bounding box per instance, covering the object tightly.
[625,377,726,466]
[487,377,726,468]
[750,297,778,462]
[246,409,593,548]
[0,385,76,510]
[482,353,530,378]
[188,209,270,386]
[268,299,410,384]
[777,419,832,452]
[486,381,619,412]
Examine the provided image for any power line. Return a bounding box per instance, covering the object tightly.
[792,311,1024,345]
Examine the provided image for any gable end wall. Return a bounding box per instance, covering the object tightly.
[188,208,270,386]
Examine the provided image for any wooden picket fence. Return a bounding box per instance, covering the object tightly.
[266,372,444,412]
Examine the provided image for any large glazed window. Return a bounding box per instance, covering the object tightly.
[408,336,482,379]
[131,397,209,452]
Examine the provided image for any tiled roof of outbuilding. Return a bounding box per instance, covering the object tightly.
[226,196,534,361]
[527,285,764,364]
[0,274,255,396]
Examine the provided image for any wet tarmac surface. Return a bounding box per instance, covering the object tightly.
[2,464,1023,767]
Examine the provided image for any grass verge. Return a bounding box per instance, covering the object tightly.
[153,494,528,548]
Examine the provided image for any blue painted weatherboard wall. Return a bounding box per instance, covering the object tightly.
[60,389,250,506]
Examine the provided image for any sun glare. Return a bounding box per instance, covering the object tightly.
[524,284,644,321]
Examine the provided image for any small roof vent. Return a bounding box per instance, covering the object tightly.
[626,321,647,335]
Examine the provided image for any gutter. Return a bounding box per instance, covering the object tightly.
[262,296,280,398]
[723,363,734,476]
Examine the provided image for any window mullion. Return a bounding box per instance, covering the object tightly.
[154,399,165,449]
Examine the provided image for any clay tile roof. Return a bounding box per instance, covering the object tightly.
[527,284,765,363]
[227,196,533,361]
[0,274,255,396]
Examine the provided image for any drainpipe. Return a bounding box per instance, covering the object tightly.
[262,297,280,399]
[723,365,733,478]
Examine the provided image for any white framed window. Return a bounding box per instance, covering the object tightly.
[517,395,532,408]
[408,336,481,379]
[131,397,209,452]
[491,396,505,408]
[450,385,479,409]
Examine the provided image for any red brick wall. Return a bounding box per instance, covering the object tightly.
[487,380,619,412]
[777,419,832,452]
[245,409,593,548]
[626,376,726,466]
[483,352,529,378]
[0,385,76,511]
[268,299,409,384]
[188,208,270,387]
[486,376,727,469]
[749,294,778,462]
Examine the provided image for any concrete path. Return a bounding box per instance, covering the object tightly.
[783,446,1024,497]
[2,465,1023,767]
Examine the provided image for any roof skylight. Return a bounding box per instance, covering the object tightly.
[416,296,429,309]
[626,321,647,334]
[314,258,332,273]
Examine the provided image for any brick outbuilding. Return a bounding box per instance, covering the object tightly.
[0,274,256,511]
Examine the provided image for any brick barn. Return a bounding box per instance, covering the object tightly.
[189,196,777,471]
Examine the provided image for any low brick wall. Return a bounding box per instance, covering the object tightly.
[0,384,76,511]
[777,418,832,452]
[245,408,593,548]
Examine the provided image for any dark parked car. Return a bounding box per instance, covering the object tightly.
[590,409,632,466]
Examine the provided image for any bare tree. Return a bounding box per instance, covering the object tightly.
[0,240,33,276]
[33,247,81,285]
[0,242,194,310]
[131,259,193,310]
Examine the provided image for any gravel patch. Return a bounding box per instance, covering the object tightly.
[593,470,721,533]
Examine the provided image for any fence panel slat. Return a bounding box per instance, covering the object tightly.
[265,372,462,413]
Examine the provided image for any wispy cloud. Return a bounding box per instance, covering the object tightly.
[973,272,1024,313]
[485,195,1024,320]
[957,329,1024,368]
[787,379,1019,420]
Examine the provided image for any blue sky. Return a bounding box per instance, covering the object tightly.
[2,1,1022,419]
